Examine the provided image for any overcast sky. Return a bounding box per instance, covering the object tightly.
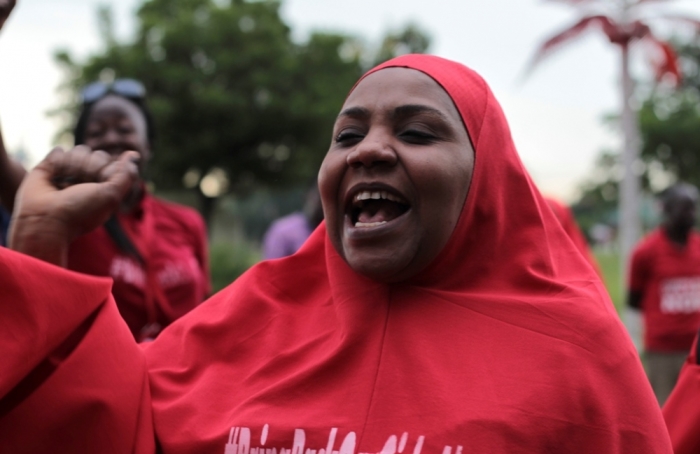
[1,0,700,201]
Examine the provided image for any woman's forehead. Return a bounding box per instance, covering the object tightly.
[343,67,462,122]
[89,95,144,123]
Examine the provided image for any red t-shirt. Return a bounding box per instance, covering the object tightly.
[629,229,700,352]
[67,193,210,339]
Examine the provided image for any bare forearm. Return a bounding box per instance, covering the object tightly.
[8,147,138,267]
[9,216,69,267]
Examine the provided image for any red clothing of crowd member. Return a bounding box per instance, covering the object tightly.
[68,193,210,339]
[629,229,700,352]
[663,332,700,453]
[1,55,671,453]
[69,79,210,340]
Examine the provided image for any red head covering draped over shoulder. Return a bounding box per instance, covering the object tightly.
[0,55,671,453]
[545,196,603,277]
[143,55,670,452]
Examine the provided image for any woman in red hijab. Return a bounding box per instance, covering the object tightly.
[1,55,670,453]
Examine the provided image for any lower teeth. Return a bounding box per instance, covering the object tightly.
[355,221,387,228]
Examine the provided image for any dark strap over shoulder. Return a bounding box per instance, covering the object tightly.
[104,215,144,264]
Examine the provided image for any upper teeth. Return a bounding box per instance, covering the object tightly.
[353,190,404,203]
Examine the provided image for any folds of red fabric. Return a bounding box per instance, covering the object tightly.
[663,334,700,453]
[0,54,674,453]
[0,247,154,453]
[545,197,603,278]
[140,51,671,450]
[142,232,673,453]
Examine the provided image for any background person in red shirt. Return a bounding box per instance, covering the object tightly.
[0,1,209,340]
[65,80,211,341]
[628,183,700,405]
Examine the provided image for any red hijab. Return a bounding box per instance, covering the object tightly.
[1,55,671,453]
[143,55,670,452]
[545,197,602,278]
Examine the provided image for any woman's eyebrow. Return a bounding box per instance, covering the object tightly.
[337,106,371,120]
[391,104,450,122]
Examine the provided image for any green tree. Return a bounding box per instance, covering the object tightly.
[574,150,622,237]
[53,0,430,224]
[575,35,700,228]
[528,0,695,268]
[373,23,431,66]
[638,37,700,189]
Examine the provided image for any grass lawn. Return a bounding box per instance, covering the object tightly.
[594,250,624,314]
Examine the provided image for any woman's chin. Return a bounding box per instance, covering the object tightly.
[346,255,414,283]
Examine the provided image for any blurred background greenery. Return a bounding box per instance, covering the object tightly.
[596,250,623,312]
[46,0,436,291]
[39,0,700,296]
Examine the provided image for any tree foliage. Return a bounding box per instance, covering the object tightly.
[53,0,430,220]
[638,36,700,188]
[373,23,431,66]
[574,35,700,233]
[573,149,621,236]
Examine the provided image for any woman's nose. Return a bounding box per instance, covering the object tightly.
[346,131,398,168]
[102,128,123,144]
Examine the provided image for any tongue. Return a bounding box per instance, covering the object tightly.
[357,200,404,224]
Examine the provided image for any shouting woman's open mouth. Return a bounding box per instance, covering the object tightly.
[346,185,411,230]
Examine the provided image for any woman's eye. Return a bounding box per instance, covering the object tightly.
[117,122,136,134]
[400,129,436,143]
[335,130,364,145]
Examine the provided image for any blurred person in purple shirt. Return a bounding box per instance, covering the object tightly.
[263,185,323,259]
